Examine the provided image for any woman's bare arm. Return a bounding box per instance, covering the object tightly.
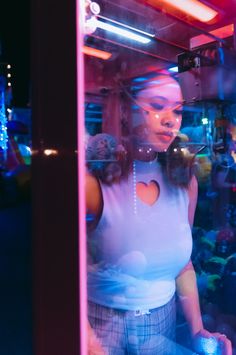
[86,172,103,230]
[176,175,203,336]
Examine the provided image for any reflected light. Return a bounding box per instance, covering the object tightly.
[43,149,59,156]
[195,336,218,354]
[82,45,112,60]
[202,117,209,125]
[94,19,152,44]
[160,0,218,23]
[133,77,148,82]
[168,66,178,73]
[190,24,234,49]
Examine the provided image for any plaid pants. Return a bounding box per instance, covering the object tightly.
[88,297,178,355]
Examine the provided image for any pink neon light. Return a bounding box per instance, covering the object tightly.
[160,0,218,23]
[76,1,87,354]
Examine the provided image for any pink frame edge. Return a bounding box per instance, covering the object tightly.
[76,1,88,354]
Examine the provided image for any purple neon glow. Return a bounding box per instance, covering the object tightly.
[76,0,87,354]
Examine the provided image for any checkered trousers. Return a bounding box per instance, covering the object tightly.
[88,296,177,355]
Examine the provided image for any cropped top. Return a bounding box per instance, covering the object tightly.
[87,160,193,311]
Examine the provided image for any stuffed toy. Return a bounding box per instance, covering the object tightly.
[86,133,126,183]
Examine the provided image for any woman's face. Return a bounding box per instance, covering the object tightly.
[135,75,183,152]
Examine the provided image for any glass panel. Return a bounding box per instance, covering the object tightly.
[82,1,236,353]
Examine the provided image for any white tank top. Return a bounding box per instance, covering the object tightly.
[87,160,192,310]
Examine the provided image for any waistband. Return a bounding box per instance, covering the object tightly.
[88,295,175,317]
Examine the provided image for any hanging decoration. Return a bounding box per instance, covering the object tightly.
[0,77,8,153]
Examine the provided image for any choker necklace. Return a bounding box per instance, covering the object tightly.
[134,146,158,162]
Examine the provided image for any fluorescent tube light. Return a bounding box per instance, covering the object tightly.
[82,45,112,60]
[93,19,152,44]
[160,0,218,23]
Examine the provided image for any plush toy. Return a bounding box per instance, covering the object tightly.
[203,256,227,276]
[226,204,236,228]
[218,254,236,315]
[86,133,117,161]
[192,236,215,274]
[195,155,212,185]
[86,133,126,183]
[215,228,236,257]
[205,230,218,243]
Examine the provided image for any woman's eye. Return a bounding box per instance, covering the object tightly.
[150,102,164,110]
[173,108,183,115]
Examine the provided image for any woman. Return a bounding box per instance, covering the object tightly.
[86,74,232,354]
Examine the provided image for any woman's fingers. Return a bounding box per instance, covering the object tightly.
[193,329,232,355]
[211,332,232,355]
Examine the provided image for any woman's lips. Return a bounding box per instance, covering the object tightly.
[155,131,173,141]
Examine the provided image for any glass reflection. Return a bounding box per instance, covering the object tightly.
[83,1,235,354]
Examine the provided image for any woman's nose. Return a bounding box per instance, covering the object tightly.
[160,113,175,128]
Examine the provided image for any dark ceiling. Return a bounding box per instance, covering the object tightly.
[0,0,30,107]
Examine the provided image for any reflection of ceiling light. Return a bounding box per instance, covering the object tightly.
[133,77,148,82]
[202,117,208,125]
[82,45,112,60]
[160,0,218,23]
[168,66,178,73]
[89,18,152,44]
[190,24,234,49]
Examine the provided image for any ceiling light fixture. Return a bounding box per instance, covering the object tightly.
[87,17,153,44]
[159,0,218,23]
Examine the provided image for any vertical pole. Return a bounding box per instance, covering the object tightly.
[31,0,79,353]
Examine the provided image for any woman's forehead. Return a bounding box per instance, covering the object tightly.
[136,80,182,102]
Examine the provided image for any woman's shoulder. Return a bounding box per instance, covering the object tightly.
[86,172,103,217]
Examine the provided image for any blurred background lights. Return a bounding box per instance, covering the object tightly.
[202,117,209,125]
[44,149,58,156]
[168,66,178,73]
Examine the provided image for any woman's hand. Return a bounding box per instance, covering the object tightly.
[88,322,108,355]
[193,328,232,355]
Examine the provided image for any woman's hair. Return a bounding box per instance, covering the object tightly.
[158,136,196,188]
[86,134,196,188]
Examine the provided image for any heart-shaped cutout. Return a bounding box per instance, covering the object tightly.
[136,180,160,206]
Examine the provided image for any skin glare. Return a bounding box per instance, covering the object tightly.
[135,75,183,152]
